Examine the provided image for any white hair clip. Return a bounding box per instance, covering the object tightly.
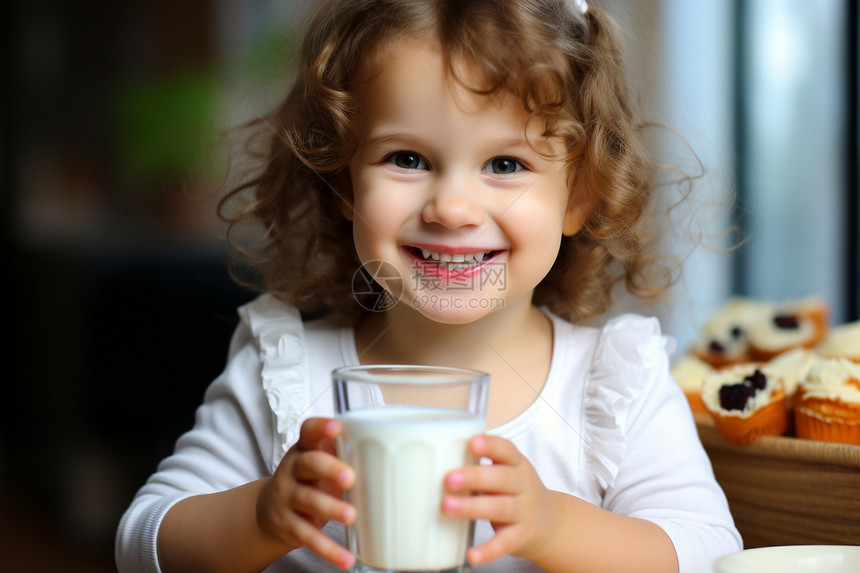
[572,0,588,14]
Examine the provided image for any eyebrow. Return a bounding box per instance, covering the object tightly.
[361,132,426,148]
[362,131,546,154]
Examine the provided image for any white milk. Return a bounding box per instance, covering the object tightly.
[338,406,485,571]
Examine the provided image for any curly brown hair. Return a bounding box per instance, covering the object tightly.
[219,0,675,325]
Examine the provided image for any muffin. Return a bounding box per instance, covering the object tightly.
[763,347,819,406]
[670,354,715,415]
[702,363,788,445]
[748,297,829,361]
[816,320,860,363]
[794,358,860,445]
[692,298,769,368]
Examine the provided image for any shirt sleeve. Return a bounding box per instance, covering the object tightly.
[114,322,275,573]
[587,314,742,573]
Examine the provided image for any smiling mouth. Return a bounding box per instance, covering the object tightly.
[408,247,501,272]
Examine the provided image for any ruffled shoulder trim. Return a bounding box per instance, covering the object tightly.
[238,294,310,472]
[583,313,674,490]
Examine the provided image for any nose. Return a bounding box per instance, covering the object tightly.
[422,176,485,229]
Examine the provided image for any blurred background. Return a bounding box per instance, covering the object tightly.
[1,0,858,570]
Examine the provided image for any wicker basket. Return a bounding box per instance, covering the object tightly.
[695,414,860,548]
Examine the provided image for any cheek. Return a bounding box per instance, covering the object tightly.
[511,198,567,246]
[353,171,403,215]
[350,194,407,262]
[532,231,564,270]
[354,177,421,234]
[508,207,565,274]
[351,224,373,262]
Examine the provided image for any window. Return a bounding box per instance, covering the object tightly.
[609,0,859,352]
[735,0,853,326]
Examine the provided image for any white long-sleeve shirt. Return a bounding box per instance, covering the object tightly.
[116,294,741,572]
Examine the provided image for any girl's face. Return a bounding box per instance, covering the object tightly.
[345,37,587,324]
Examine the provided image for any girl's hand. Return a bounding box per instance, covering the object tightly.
[256,417,356,570]
[441,435,562,566]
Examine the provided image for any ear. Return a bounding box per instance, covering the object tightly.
[562,187,591,237]
[330,168,355,221]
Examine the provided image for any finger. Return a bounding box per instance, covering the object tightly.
[289,482,357,526]
[466,527,519,566]
[468,434,523,465]
[287,515,356,570]
[292,450,355,490]
[441,492,519,523]
[296,418,343,451]
[445,463,520,494]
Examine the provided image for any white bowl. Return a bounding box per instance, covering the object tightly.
[715,545,860,573]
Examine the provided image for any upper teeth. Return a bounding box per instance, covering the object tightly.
[420,249,489,263]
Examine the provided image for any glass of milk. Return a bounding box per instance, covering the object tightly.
[333,365,490,573]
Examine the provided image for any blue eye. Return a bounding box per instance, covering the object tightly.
[484,157,523,175]
[388,151,428,170]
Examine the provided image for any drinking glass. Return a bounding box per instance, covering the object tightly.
[333,365,490,573]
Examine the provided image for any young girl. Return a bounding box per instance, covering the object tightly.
[116,1,741,572]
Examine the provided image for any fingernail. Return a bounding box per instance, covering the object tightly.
[336,550,355,570]
[337,468,354,487]
[471,435,486,450]
[442,495,462,513]
[468,547,482,564]
[446,471,464,490]
[341,504,356,524]
[326,418,342,435]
